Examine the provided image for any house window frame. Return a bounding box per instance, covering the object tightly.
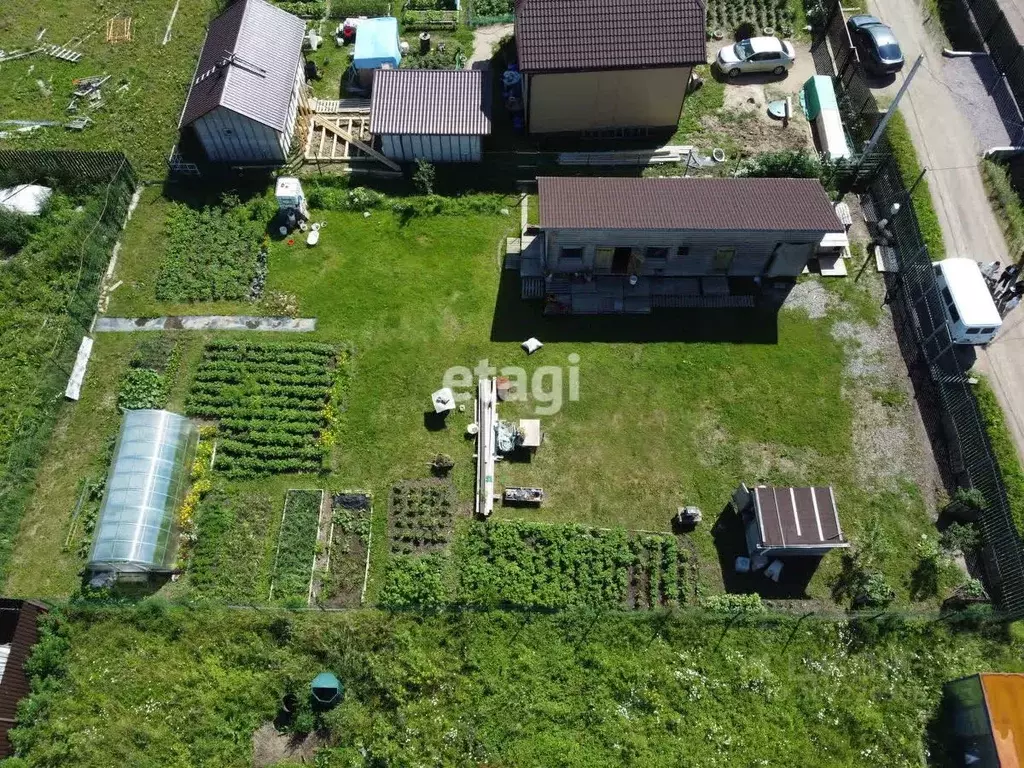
[560,246,584,265]
[713,247,736,274]
[645,246,670,262]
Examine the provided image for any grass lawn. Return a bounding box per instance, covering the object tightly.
[5,186,945,608]
[0,0,219,178]
[10,603,1024,767]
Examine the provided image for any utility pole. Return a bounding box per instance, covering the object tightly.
[861,54,925,157]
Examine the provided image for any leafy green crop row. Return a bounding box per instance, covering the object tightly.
[271,490,323,603]
[184,341,342,477]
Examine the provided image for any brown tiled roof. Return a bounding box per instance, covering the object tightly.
[514,0,707,72]
[370,69,492,135]
[537,177,843,232]
[179,0,305,131]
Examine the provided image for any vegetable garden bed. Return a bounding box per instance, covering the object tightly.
[185,340,347,478]
[454,521,687,609]
[187,489,279,602]
[317,491,373,607]
[706,0,796,39]
[270,489,325,603]
[388,480,456,555]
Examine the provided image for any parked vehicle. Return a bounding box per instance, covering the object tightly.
[933,259,1001,344]
[716,37,796,78]
[847,15,905,75]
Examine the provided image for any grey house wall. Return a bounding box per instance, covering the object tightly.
[193,106,285,163]
[279,60,306,159]
[543,227,826,277]
[380,133,482,162]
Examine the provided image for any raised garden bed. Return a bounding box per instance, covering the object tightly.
[316,491,373,607]
[270,489,324,603]
[388,480,456,555]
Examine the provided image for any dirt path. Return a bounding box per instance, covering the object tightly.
[467,23,513,69]
[868,0,1024,464]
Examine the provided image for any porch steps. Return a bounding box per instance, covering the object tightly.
[521,276,545,299]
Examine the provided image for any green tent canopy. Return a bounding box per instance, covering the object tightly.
[311,672,342,706]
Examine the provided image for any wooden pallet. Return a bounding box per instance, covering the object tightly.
[43,44,82,62]
[312,98,371,114]
[106,17,132,44]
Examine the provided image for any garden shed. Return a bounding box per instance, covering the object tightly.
[87,409,199,577]
[943,673,1024,767]
[178,0,307,165]
[732,483,849,557]
[370,69,491,162]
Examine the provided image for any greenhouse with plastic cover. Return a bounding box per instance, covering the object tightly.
[87,409,198,578]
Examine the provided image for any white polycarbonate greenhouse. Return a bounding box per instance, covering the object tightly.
[87,409,198,574]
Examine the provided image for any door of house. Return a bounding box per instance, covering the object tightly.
[611,247,632,274]
[595,247,614,273]
[765,243,814,277]
[713,247,735,273]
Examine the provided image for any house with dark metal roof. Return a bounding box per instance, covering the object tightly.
[732,484,848,558]
[370,69,492,163]
[178,0,307,165]
[513,176,844,314]
[513,0,706,135]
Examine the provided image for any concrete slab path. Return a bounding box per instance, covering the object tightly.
[867,0,1024,464]
[93,316,317,332]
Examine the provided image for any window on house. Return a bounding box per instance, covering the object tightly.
[560,247,584,262]
[676,246,690,258]
[713,247,735,273]
[645,247,669,261]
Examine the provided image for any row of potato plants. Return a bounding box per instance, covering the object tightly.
[452,521,685,610]
[270,489,323,603]
[185,341,340,478]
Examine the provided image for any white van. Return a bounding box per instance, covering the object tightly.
[932,258,1002,344]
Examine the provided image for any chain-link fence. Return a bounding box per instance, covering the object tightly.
[0,150,137,582]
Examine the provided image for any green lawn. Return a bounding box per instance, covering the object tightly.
[4,187,945,607]
[9,603,1024,767]
[0,0,219,178]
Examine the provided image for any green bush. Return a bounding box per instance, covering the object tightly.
[117,368,168,411]
[470,0,513,16]
[974,375,1024,537]
[379,554,448,608]
[739,150,821,179]
[885,111,945,260]
[0,210,39,257]
[698,593,767,613]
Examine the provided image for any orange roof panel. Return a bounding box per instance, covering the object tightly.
[981,673,1024,768]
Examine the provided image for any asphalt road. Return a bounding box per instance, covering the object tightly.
[866,0,1024,463]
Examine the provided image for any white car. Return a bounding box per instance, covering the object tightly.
[716,37,796,78]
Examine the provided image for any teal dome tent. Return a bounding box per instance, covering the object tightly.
[311,672,342,707]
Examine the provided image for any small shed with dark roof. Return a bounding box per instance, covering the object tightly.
[732,484,848,557]
[370,69,491,163]
[514,0,706,134]
[178,0,307,165]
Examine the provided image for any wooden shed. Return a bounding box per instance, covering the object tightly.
[0,600,47,757]
[370,69,491,163]
[178,0,307,165]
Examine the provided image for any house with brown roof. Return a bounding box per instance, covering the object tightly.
[514,176,844,314]
[178,0,307,165]
[514,0,706,135]
[370,69,492,163]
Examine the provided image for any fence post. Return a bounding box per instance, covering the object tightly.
[909,168,927,195]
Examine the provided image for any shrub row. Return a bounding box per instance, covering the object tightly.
[974,376,1024,537]
[306,185,510,219]
[981,158,1024,256]
[886,111,946,261]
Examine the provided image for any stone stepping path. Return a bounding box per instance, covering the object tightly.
[93,316,317,332]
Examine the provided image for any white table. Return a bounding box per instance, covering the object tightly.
[519,419,541,449]
[431,387,455,414]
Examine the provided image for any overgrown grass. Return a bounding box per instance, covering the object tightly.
[981,158,1024,257]
[0,0,220,179]
[9,603,1024,766]
[270,489,322,603]
[886,111,946,260]
[673,66,727,143]
[974,375,1024,537]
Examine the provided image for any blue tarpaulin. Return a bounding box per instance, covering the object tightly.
[354,17,401,70]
